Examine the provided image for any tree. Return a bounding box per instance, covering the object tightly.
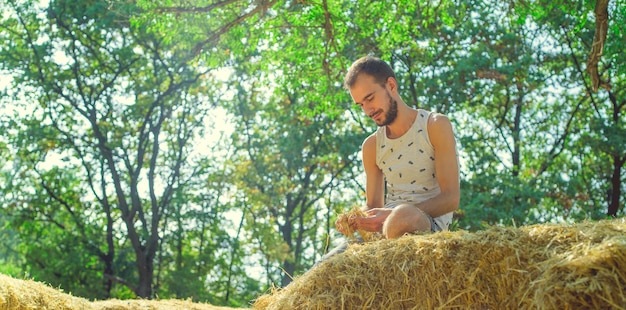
[226,64,364,286]
[192,0,368,287]
[1,0,623,302]
[0,0,220,298]
[518,0,625,218]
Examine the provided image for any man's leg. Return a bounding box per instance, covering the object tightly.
[383,204,432,239]
[312,236,363,268]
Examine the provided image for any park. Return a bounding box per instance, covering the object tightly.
[0,0,624,308]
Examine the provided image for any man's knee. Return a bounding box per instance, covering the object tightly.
[383,204,431,239]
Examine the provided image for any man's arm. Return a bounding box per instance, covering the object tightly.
[348,133,390,233]
[335,134,386,235]
[414,113,460,217]
[361,133,385,210]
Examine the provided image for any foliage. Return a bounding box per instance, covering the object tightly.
[0,0,247,302]
[0,0,624,305]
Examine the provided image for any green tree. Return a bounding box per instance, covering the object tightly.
[227,67,364,286]
[0,0,222,298]
[1,0,624,302]
[518,0,625,219]
[183,0,368,287]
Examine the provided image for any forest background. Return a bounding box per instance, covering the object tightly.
[0,0,624,307]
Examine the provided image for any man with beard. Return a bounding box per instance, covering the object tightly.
[316,56,460,264]
[341,55,460,240]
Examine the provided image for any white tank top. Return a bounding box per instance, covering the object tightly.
[375,109,453,230]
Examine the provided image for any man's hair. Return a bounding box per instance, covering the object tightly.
[343,56,396,90]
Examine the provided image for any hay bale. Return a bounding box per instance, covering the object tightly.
[253,218,626,309]
[0,273,245,310]
[90,299,242,310]
[0,273,92,310]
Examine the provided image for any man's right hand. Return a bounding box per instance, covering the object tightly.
[353,208,391,232]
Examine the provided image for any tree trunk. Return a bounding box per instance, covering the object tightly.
[102,210,115,298]
[281,260,296,287]
[607,90,624,217]
[225,207,246,303]
[279,207,294,287]
[607,155,624,217]
[512,93,523,178]
[102,258,114,298]
[136,255,154,298]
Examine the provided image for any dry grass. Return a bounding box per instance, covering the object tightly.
[0,273,243,310]
[3,219,625,309]
[254,218,626,310]
[335,206,382,242]
[0,273,91,310]
[90,299,241,310]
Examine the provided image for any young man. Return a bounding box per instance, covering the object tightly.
[340,56,460,239]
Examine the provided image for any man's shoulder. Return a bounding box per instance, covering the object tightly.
[427,112,452,128]
[426,112,456,148]
[362,132,377,150]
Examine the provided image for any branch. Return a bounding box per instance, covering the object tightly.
[154,0,238,13]
[561,25,603,121]
[191,0,279,56]
[587,0,611,92]
[534,94,586,178]
[104,274,138,293]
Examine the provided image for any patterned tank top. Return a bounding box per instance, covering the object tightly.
[375,109,453,230]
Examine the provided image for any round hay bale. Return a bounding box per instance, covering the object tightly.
[0,273,244,310]
[0,273,92,310]
[254,219,626,309]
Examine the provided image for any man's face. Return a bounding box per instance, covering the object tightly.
[349,74,398,127]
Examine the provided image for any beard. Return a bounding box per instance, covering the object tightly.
[375,90,398,127]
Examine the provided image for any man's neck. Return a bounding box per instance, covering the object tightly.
[385,106,417,139]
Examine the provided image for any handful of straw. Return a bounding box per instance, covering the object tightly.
[335,206,381,242]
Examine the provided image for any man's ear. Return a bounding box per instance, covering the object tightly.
[386,77,398,93]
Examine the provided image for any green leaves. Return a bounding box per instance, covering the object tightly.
[0,0,624,303]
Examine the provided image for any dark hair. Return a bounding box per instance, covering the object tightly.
[344,56,396,89]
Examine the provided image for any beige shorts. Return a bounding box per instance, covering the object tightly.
[426,213,443,232]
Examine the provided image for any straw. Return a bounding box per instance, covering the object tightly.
[0,273,242,310]
[254,218,626,310]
